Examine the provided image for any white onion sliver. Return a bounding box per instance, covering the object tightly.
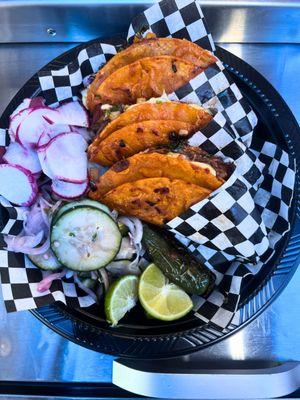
[118,216,143,253]
[73,273,98,302]
[5,230,44,251]
[131,217,143,245]
[25,237,51,255]
[99,268,109,291]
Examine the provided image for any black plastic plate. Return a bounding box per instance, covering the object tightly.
[1,41,299,358]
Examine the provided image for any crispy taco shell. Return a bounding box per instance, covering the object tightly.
[88,120,195,165]
[93,56,202,105]
[87,38,216,110]
[99,177,211,225]
[89,151,224,200]
[93,101,212,144]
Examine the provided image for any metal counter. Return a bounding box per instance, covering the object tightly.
[0,0,299,395]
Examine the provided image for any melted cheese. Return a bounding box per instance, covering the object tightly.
[126,91,171,111]
[190,161,216,176]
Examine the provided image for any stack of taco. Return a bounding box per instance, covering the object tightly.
[87,37,233,225]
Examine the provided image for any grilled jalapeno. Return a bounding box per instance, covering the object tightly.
[142,224,215,295]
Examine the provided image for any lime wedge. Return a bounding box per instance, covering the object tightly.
[138,263,193,321]
[105,275,139,326]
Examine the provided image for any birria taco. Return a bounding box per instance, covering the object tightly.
[88,101,213,165]
[89,145,233,225]
[86,37,216,110]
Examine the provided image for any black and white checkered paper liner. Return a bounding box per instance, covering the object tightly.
[0,0,296,330]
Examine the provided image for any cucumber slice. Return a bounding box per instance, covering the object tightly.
[51,206,121,271]
[115,237,136,261]
[52,199,110,225]
[28,249,62,271]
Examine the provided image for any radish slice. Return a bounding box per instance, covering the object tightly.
[10,99,32,120]
[51,179,88,199]
[17,108,60,148]
[9,108,32,141]
[45,132,88,183]
[3,142,41,175]
[9,98,47,141]
[38,124,72,148]
[55,101,89,127]
[0,164,38,206]
[37,147,54,178]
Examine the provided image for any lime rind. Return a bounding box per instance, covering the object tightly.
[138,263,193,322]
[105,275,139,326]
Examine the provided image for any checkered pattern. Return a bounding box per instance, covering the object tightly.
[128,0,215,52]
[39,42,117,107]
[169,63,257,147]
[0,0,296,331]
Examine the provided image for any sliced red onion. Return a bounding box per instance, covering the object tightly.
[73,273,98,302]
[5,230,43,251]
[25,236,50,256]
[4,231,50,255]
[38,194,53,209]
[23,201,47,235]
[98,268,109,291]
[37,269,67,292]
[37,197,52,229]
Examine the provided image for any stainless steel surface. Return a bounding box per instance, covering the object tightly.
[0,1,300,43]
[0,43,76,115]
[113,361,300,398]
[0,42,299,382]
